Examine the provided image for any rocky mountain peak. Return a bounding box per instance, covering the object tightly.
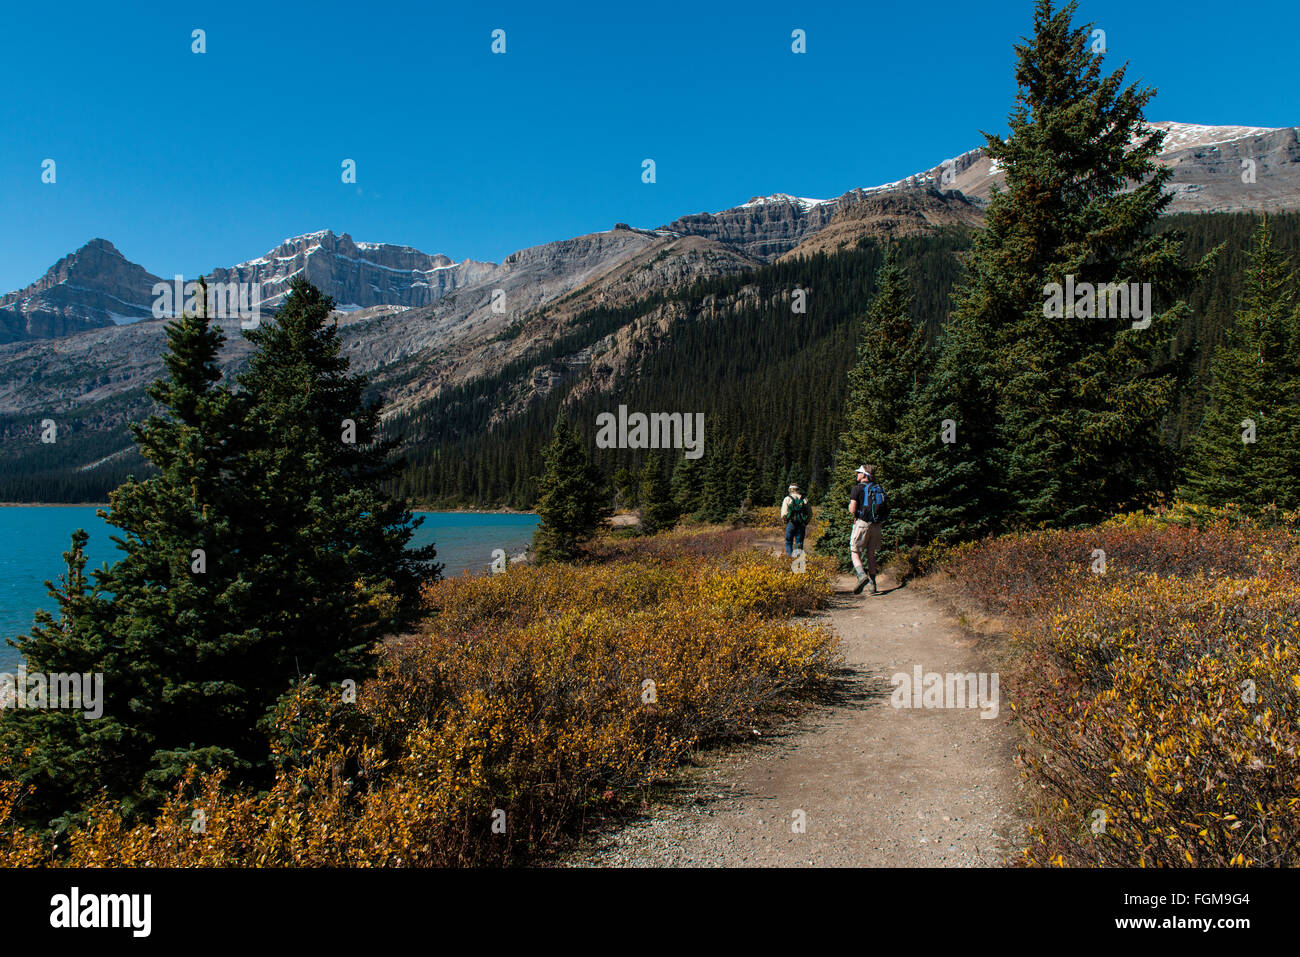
[0,238,163,344]
[209,230,494,311]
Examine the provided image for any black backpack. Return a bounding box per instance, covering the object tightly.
[788,496,811,524]
[863,482,889,523]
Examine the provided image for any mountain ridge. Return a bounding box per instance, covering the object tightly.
[3,120,1299,501]
[5,120,1296,346]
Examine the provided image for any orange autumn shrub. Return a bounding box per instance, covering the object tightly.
[940,506,1300,867]
[0,538,836,867]
[944,516,1295,620]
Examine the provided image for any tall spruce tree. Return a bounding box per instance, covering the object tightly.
[1181,218,1300,508]
[1,532,124,827]
[670,455,703,517]
[923,0,1207,533]
[6,284,254,821]
[699,442,732,522]
[97,280,258,808]
[894,323,996,546]
[818,250,932,564]
[729,435,760,511]
[236,277,436,680]
[532,416,611,562]
[613,466,640,511]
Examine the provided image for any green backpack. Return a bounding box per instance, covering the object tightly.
[788,496,812,524]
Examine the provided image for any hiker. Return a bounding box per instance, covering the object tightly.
[848,464,889,594]
[780,483,811,556]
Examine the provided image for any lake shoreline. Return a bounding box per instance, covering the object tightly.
[0,509,541,671]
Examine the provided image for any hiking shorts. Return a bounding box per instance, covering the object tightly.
[850,519,882,577]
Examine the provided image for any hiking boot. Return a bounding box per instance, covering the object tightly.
[869,577,878,595]
[853,571,870,595]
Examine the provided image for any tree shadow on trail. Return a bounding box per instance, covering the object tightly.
[806,665,892,712]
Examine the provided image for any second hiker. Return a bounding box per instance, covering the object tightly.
[848,464,889,594]
[780,483,811,556]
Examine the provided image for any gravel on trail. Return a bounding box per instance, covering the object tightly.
[560,567,1025,867]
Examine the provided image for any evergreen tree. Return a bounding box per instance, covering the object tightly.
[818,251,932,564]
[893,324,995,547]
[7,284,254,820]
[532,416,611,562]
[613,466,639,511]
[670,455,703,517]
[929,0,1206,530]
[4,278,437,825]
[729,435,761,511]
[1181,218,1300,509]
[637,455,677,535]
[699,442,732,523]
[0,532,123,827]
[235,276,436,688]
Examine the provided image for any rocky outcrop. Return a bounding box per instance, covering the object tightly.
[0,226,753,435]
[663,194,844,260]
[1154,125,1300,212]
[342,229,760,414]
[779,187,986,261]
[206,230,495,310]
[0,239,162,344]
[4,119,1298,492]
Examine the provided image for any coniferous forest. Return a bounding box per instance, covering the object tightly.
[390,210,1300,515]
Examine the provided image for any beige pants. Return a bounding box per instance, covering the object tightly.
[850,520,881,578]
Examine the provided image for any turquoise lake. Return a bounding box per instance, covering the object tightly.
[0,507,538,671]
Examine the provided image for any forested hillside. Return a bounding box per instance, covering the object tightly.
[5,212,1298,506]
[393,211,1300,510]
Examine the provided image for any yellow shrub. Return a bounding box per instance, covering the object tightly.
[1017,573,1300,867]
[1,537,838,867]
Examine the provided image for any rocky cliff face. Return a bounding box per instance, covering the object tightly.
[4,118,1299,494]
[7,122,1294,348]
[206,230,496,311]
[663,194,844,260]
[341,228,760,414]
[1155,124,1300,212]
[0,239,162,344]
[0,226,756,455]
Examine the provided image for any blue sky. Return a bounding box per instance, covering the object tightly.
[1,0,1295,292]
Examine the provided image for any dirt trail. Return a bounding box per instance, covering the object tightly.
[565,566,1024,867]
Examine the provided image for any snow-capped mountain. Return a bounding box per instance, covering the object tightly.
[667,122,1300,259]
[206,230,496,312]
[869,121,1300,212]
[3,122,1297,348]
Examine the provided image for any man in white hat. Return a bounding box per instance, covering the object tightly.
[780,482,811,556]
[847,464,888,594]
